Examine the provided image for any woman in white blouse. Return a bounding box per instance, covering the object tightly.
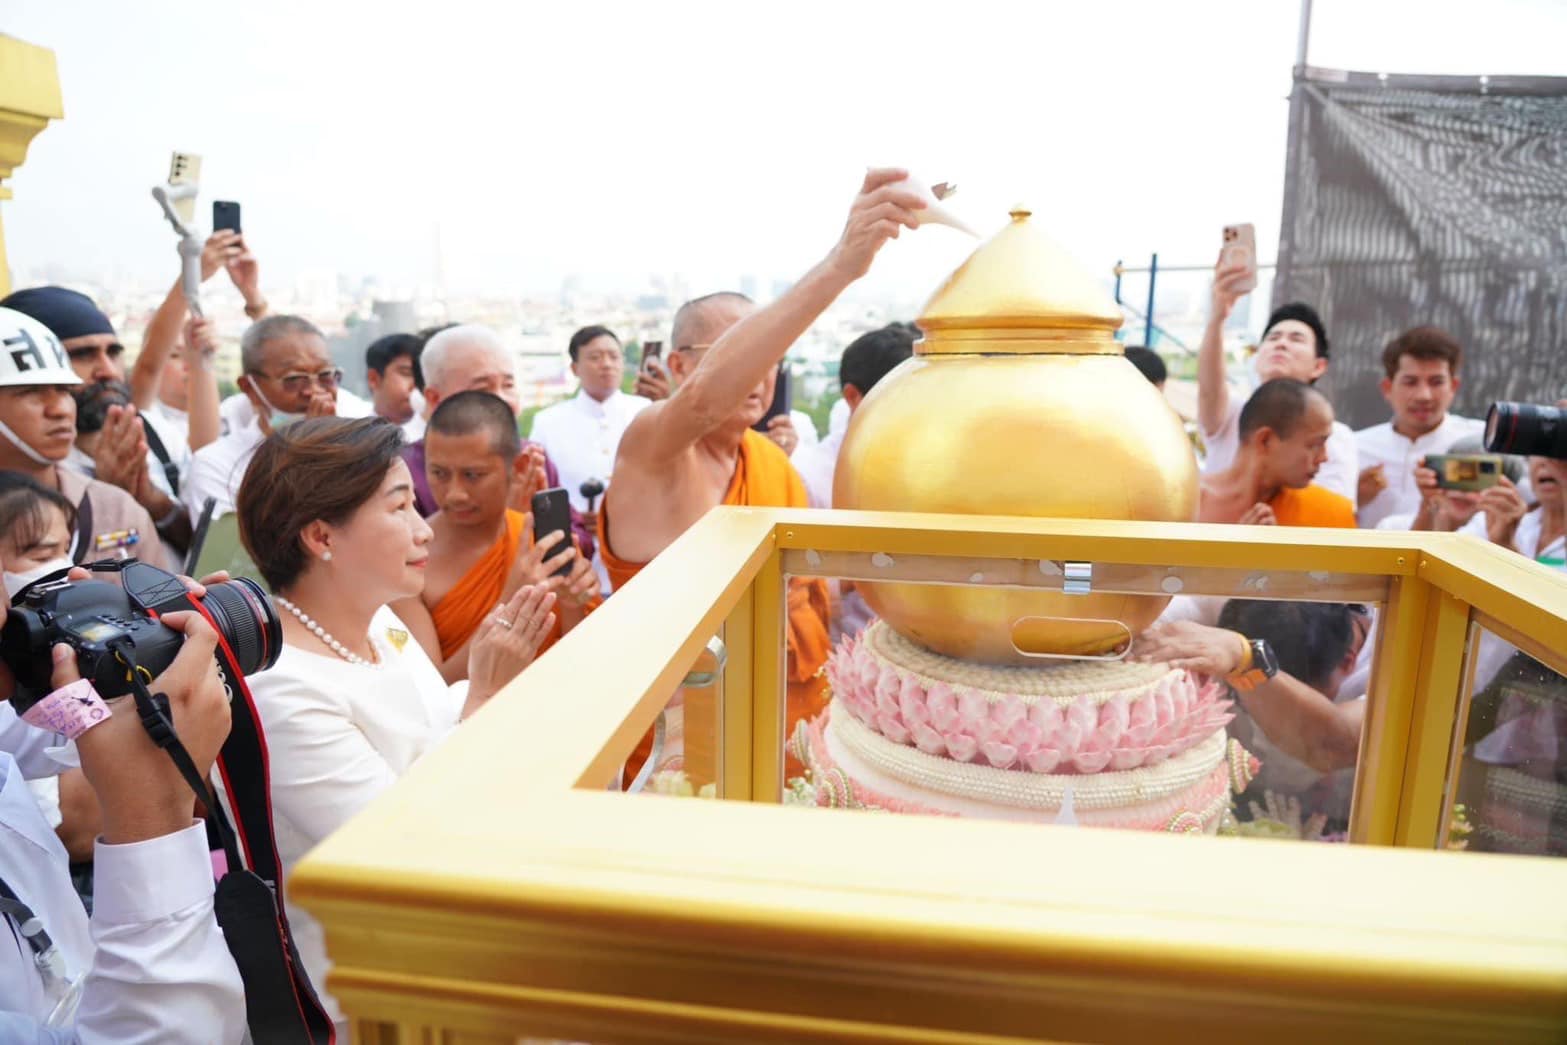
[234,417,555,1027]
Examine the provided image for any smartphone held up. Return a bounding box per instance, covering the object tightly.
[1221,223,1258,293]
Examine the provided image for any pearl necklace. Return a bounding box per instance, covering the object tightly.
[275,596,378,667]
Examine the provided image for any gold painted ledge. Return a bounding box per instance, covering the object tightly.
[291,509,1567,1043]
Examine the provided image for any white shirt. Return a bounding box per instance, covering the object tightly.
[241,606,465,1025]
[181,420,266,520]
[1201,395,1359,503]
[146,400,189,451]
[530,390,651,595]
[0,750,246,1043]
[793,423,844,510]
[528,390,652,514]
[789,409,820,451]
[1354,413,1485,529]
[399,412,426,443]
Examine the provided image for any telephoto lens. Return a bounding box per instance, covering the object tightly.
[200,577,284,676]
[1485,402,1567,461]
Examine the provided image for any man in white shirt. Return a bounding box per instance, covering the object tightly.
[1353,326,1485,528]
[1196,258,1357,502]
[0,598,246,1042]
[185,315,342,520]
[528,325,650,594]
[366,332,427,442]
[794,322,915,510]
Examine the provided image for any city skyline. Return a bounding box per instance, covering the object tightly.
[5,0,1565,307]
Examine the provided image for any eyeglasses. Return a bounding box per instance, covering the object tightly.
[253,368,344,394]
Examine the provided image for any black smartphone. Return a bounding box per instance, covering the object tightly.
[530,487,575,578]
[640,340,663,373]
[213,200,241,234]
[752,362,792,432]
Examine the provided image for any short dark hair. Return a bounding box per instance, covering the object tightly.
[1123,345,1167,385]
[365,333,422,386]
[1382,325,1462,380]
[1217,599,1358,691]
[237,418,406,591]
[840,323,916,395]
[568,325,619,363]
[426,390,520,461]
[0,470,77,555]
[1238,378,1323,442]
[1264,303,1329,360]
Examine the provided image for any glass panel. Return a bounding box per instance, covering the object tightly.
[615,632,723,800]
[1448,625,1567,857]
[781,558,1380,845]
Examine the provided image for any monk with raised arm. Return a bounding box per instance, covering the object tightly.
[601,169,925,775]
[393,392,599,684]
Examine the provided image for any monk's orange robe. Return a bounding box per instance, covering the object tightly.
[1270,484,1356,528]
[601,430,831,779]
[432,508,598,661]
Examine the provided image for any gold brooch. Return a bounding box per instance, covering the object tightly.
[385,627,410,653]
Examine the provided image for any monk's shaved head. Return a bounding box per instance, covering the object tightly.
[671,291,754,351]
[427,390,521,460]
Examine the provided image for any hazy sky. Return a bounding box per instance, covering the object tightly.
[4,0,1565,303]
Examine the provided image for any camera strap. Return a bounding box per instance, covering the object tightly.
[119,640,335,1045]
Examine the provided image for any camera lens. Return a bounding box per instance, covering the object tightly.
[1485,402,1567,460]
[200,578,283,676]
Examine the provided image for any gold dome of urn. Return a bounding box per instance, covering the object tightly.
[833,206,1198,663]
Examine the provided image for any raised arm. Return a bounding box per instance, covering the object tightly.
[131,232,243,410]
[183,315,222,452]
[619,169,924,465]
[1198,255,1252,438]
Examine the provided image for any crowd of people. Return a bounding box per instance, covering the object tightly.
[0,165,1562,1040]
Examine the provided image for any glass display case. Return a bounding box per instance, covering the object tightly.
[291,509,1567,1044]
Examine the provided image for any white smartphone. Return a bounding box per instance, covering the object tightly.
[168,151,202,225]
[1220,223,1258,293]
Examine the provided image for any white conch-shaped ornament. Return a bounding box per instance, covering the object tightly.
[894,175,979,237]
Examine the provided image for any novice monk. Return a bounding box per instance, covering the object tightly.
[601,169,926,776]
[1200,378,1356,528]
[393,391,599,683]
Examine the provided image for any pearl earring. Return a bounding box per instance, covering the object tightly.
[322,551,333,562]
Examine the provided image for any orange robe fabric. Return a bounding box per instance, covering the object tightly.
[601,429,831,779]
[1270,484,1357,528]
[432,509,568,661]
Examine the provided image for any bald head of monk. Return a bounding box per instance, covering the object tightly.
[425,390,523,532]
[667,291,776,431]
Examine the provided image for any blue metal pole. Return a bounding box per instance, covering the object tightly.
[1144,252,1158,347]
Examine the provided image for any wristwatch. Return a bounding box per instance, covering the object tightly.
[1225,637,1279,692]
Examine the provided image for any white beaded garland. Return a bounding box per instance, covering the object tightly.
[275,596,376,667]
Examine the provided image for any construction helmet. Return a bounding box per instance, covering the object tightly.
[0,307,82,388]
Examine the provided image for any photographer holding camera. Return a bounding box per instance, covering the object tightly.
[0,568,246,1041]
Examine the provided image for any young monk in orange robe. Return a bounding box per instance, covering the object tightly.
[394,391,600,683]
[600,170,925,780]
[1199,379,1356,529]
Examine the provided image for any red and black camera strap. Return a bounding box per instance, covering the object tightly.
[118,631,335,1045]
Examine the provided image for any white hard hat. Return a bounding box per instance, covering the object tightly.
[0,307,81,388]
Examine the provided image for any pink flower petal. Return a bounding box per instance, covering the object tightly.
[981,741,1019,769]
[946,732,979,763]
[927,683,958,732]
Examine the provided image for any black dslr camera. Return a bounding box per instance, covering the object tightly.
[1485,402,1567,461]
[1,558,281,713]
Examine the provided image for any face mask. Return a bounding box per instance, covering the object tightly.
[250,384,306,433]
[0,415,58,466]
[5,556,72,600]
